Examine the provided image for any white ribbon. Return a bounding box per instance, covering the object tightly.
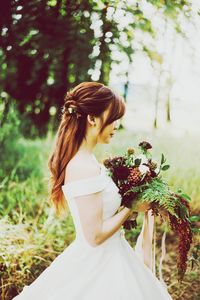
[134,209,168,290]
[159,224,168,289]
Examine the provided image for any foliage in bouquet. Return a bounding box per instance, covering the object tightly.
[103,141,195,281]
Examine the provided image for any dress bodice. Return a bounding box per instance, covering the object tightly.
[61,164,122,248]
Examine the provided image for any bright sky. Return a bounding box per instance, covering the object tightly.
[107,0,200,136]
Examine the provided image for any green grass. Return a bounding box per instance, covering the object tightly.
[1,127,199,299]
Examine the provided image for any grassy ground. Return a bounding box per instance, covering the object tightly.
[1,127,199,300]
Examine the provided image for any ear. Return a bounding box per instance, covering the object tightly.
[87,114,96,126]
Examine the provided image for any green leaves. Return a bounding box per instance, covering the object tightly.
[188,216,200,222]
[191,228,200,233]
[134,177,177,216]
[134,158,141,166]
[161,164,170,171]
[160,153,170,171]
[179,204,189,219]
[181,193,191,202]
[177,189,191,202]
[161,153,166,164]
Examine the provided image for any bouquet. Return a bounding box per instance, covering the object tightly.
[103,141,194,281]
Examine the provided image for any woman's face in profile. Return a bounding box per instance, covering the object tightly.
[97,107,121,144]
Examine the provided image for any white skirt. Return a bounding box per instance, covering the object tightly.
[13,230,173,300]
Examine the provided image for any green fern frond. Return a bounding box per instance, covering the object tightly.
[127,177,181,217]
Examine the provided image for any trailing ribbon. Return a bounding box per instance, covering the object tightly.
[159,223,168,290]
[134,209,168,290]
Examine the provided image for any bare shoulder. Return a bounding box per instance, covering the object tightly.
[64,154,100,184]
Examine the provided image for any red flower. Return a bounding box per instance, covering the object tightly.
[128,167,143,185]
[113,166,130,180]
[139,141,152,151]
[168,194,193,280]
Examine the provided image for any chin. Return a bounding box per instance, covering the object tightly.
[101,140,109,144]
[98,136,111,144]
[106,137,112,144]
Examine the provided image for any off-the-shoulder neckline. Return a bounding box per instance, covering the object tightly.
[62,163,105,188]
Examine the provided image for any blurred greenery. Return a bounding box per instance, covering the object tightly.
[0,1,198,299]
[0,0,191,137]
[0,109,199,298]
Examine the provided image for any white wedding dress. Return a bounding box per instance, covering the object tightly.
[13,163,173,300]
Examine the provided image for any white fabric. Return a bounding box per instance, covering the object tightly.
[134,209,168,290]
[134,210,155,272]
[13,164,173,300]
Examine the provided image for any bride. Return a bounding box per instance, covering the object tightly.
[13,82,173,299]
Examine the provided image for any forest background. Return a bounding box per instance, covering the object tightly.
[0,1,199,299]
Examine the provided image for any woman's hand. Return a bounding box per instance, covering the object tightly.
[132,201,150,213]
[119,200,150,215]
[127,211,138,221]
[118,206,138,221]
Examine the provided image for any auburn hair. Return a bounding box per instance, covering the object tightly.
[48,82,126,217]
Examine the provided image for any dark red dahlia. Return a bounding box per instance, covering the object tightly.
[119,183,138,208]
[123,219,137,230]
[139,141,152,151]
[113,165,130,180]
[112,156,126,165]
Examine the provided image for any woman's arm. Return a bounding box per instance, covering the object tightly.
[75,192,132,247]
[67,161,133,247]
[95,202,150,245]
[96,206,132,245]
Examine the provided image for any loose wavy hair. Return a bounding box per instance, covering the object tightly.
[48,82,126,216]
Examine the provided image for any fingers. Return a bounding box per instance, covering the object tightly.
[134,201,150,212]
[127,211,138,220]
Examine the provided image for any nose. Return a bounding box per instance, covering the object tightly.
[114,123,120,131]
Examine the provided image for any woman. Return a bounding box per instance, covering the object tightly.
[13,82,173,299]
